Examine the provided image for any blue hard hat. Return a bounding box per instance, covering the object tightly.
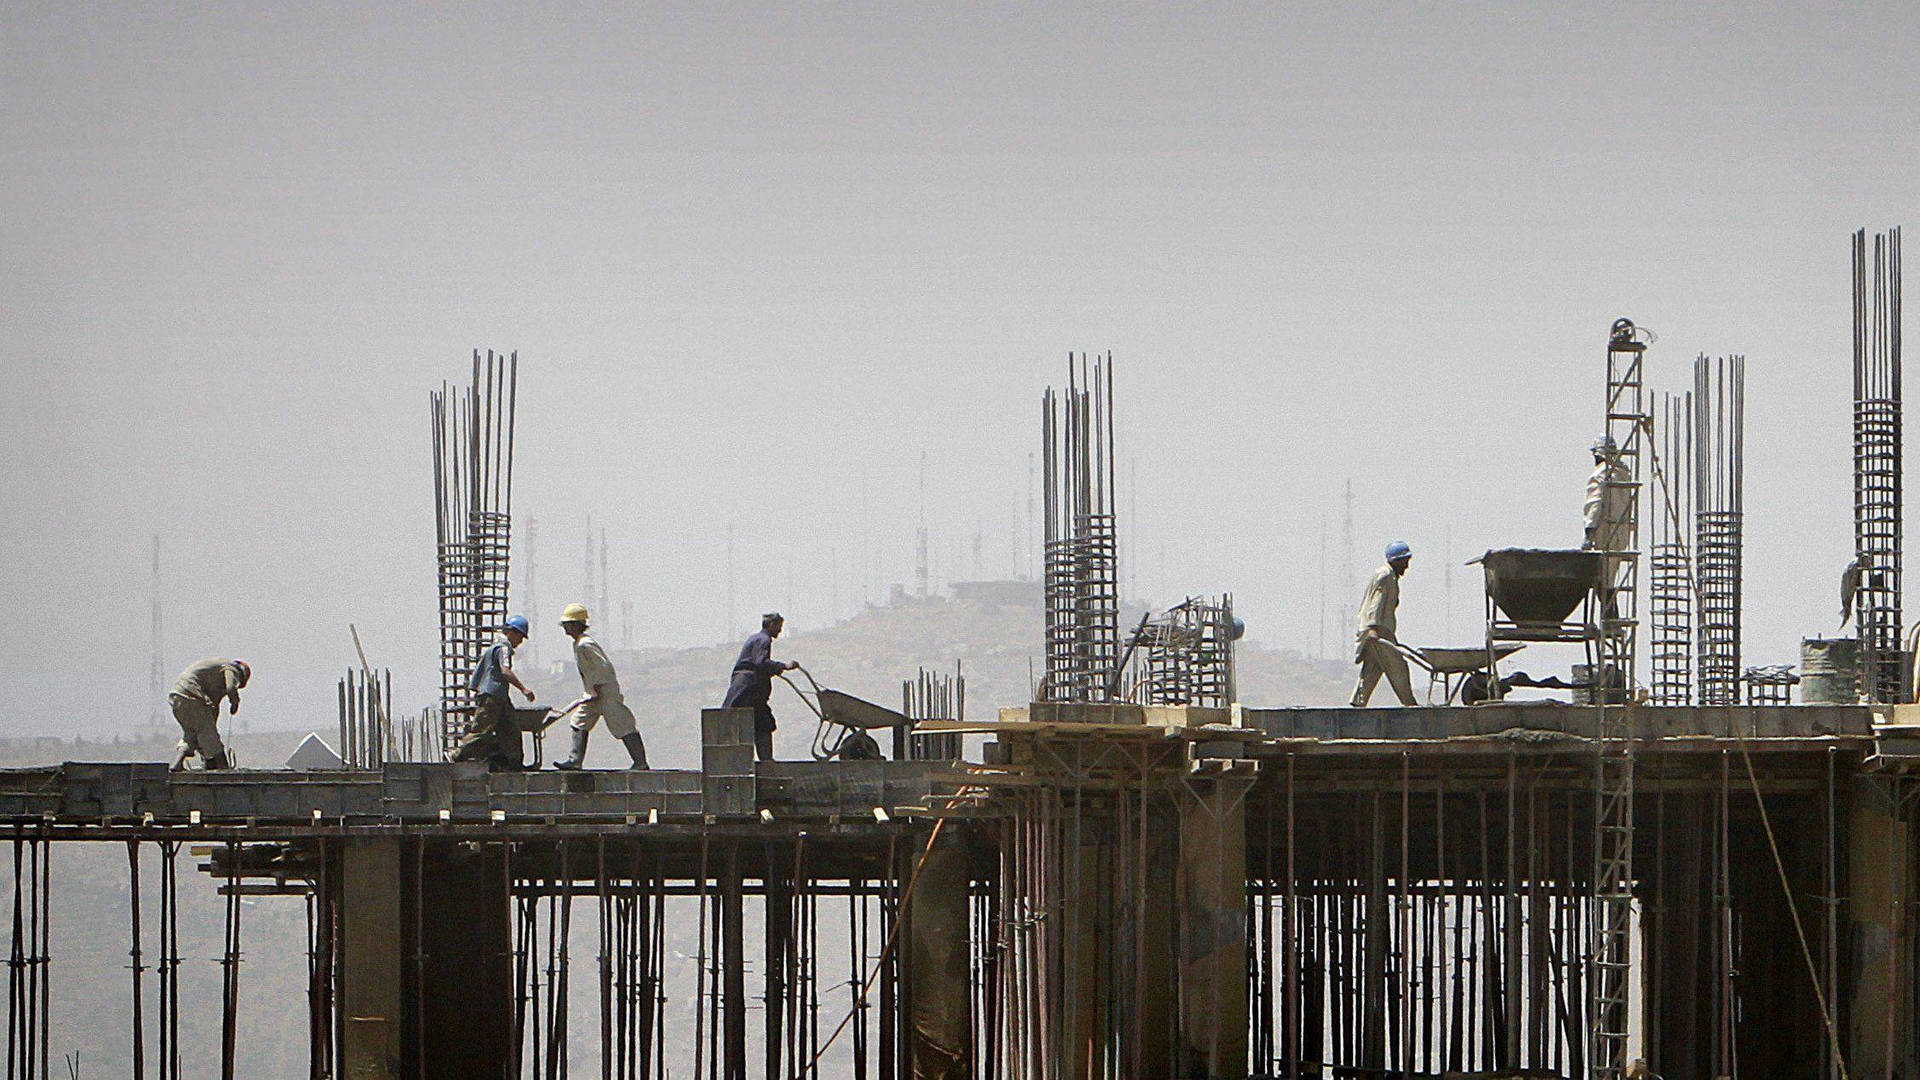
[503,615,530,636]
[1385,540,1412,561]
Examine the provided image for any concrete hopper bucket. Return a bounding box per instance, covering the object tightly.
[1477,548,1602,630]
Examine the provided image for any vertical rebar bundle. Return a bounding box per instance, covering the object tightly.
[1854,227,1903,703]
[6,835,51,1080]
[1649,392,1694,705]
[902,666,964,761]
[1040,354,1120,702]
[1742,665,1797,705]
[431,350,519,750]
[1693,355,1745,706]
[1135,595,1238,707]
[336,668,394,770]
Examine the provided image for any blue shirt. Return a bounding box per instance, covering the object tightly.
[468,637,514,701]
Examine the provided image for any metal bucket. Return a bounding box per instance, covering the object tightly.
[1800,638,1859,704]
[1479,549,1604,626]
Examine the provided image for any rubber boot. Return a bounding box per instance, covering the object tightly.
[620,733,650,770]
[204,750,234,771]
[553,727,590,770]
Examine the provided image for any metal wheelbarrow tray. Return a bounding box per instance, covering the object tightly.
[818,688,910,730]
[1414,643,1525,674]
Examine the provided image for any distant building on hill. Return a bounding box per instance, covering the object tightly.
[951,580,1039,607]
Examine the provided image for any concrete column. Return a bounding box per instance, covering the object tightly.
[1176,776,1251,1079]
[905,827,971,1080]
[339,838,403,1080]
[1849,777,1917,1077]
[415,839,514,1079]
[1137,800,1178,1077]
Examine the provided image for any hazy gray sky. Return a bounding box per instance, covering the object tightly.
[3,3,1916,734]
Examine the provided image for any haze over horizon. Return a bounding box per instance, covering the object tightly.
[4,4,1916,736]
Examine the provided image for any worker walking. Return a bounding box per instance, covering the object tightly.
[168,657,249,770]
[1350,542,1419,707]
[552,603,649,770]
[722,612,799,761]
[452,615,536,771]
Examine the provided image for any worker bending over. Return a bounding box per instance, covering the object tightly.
[552,603,649,770]
[1350,541,1419,708]
[452,615,535,771]
[722,612,799,761]
[168,657,249,770]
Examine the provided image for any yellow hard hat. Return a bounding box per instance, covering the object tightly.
[560,602,590,624]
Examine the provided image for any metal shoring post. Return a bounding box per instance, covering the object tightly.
[7,832,20,1080]
[1714,751,1733,1079]
[1824,748,1839,1080]
[1399,753,1412,1075]
[1280,754,1298,1080]
[598,838,612,1080]
[220,840,240,1080]
[551,841,574,1080]
[127,840,145,1080]
[409,838,426,1080]
[161,841,181,1080]
[1443,771,1461,1074]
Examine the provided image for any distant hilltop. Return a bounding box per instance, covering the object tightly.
[526,580,1352,769]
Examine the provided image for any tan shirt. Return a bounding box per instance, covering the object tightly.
[1355,565,1400,640]
[171,658,242,707]
[574,634,621,697]
[1584,459,1633,551]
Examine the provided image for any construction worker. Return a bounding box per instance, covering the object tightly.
[552,603,649,770]
[722,612,800,761]
[1841,551,1873,628]
[451,615,535,770]
[1350,542,1419,707]
[1584,435,1633,627]
[1583,435,1633,552]
[167,657,249,770]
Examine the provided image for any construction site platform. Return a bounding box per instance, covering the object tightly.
[0,701,1885,834]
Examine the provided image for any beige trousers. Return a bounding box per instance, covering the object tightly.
[170,695,226,760]
[571,692,637,739]
[1351,638,1418,707]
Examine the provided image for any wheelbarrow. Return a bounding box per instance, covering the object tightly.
[779,666,912,761]
[445,702,565,768]
[1399,643,1527,705]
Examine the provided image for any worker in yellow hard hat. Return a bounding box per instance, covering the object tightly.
[552,603,649,770]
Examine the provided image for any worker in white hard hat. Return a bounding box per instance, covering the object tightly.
[1351,542,1419,707]
[552,603,649,770]
[1584,435,1634,629]
[1583,435,1633,552]
[167,657,249,770]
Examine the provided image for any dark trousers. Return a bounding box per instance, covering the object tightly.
[451,695,521,770]
[754,727,775,762]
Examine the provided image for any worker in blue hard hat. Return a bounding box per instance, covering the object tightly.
[452,614,536,770]
[1350,542,1419,707]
